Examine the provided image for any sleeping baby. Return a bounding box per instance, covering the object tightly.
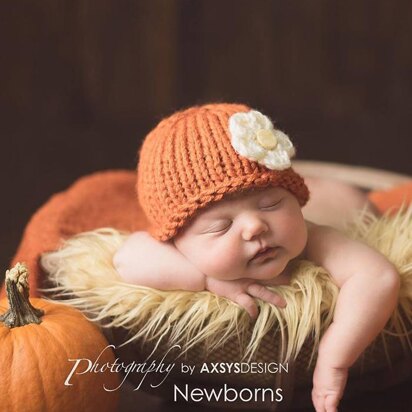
[113,103,399,412]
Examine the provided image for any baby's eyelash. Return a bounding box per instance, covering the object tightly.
[260,199,283,210]
[208,221,232,234]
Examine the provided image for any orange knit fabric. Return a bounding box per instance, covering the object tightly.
[137,103,310,241]
[1,170,146,298]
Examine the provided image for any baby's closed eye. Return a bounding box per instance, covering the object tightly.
[259,198,283,210]
[203,220,232,234]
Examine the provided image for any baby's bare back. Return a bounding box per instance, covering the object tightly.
[302,177,376,230]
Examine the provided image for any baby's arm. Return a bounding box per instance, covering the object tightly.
[113,232,206,291]
[306,224,400,412]
[114,231,286,317]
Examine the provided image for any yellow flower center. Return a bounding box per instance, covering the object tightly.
[256,129,278,150]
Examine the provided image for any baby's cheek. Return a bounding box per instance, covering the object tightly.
[282,213,307,253]
[198,241,242,279]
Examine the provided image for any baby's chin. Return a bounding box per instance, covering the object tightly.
[245,259,289,280]
[204,254,292,281]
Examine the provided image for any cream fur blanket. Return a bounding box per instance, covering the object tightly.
[41,208,412,364]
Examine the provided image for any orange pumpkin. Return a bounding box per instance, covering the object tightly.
[0,263,120,412]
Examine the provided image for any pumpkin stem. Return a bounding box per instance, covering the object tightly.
[0,262,44,328]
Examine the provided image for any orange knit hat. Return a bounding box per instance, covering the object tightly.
[137,103,309,241]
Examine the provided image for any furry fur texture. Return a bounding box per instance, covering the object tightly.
[41,208,412,363]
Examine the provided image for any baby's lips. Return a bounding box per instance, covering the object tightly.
[249,246,281,264]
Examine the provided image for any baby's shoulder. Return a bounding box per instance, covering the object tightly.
[305,220,336,241]
[304,221,352,259]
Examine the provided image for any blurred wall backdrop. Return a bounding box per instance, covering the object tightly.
[1,0,412,277]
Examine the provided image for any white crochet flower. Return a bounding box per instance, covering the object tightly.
[228,110,295,170]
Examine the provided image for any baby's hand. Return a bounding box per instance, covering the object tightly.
[312,360,348,412]
[205,277,287,319]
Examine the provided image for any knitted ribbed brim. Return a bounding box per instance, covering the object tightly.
[136,103,309,241]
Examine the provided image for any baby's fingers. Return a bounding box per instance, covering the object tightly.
[311,392,339,412]
[247,284,287,308]
[311,391,326,412]
[325,394,339,412]
[234,293,258,319]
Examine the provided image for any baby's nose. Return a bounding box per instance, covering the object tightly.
[241,214,269,241]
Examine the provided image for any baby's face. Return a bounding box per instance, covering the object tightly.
[173,187,308,281]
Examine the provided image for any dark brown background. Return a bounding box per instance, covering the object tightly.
[0,1,411,410]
